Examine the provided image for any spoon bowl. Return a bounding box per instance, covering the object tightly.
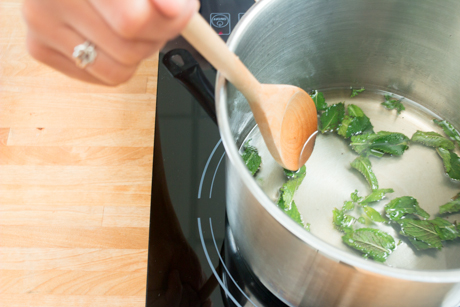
[182,13,318,170]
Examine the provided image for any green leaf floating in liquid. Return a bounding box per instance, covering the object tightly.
[360,188,394,205]
[362,206,387,223]
[350,156,379,190]
[350,131,410,157]
[381,95,405,114]
[368,131,410,156]
[439,195,460,214]
[350,87,365,98]
[278,166,308,229]
[337,115,373,139]
[311,90,328,111]
[241,141,262,176]
[319,102,345,133]
[281,200,307,229]
[342,228,396,262]
[398,219,443,250]
[434,119,460,147]
[436,147,460,181]
[437,147,452,172]
[338,105,373,139]
[333,207,356,233]
[447,151,460,181]
[411,130,455,150]
[279,166,306,209]
[384,196,430,221]
[350,190,362,203]
[430,217,459,241]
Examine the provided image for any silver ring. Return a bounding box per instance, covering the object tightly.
[72,41,97,68]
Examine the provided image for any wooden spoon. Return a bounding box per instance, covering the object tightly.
[181,13,318,171]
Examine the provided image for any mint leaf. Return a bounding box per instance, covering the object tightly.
[350,87,365,98]
[398,219,443,250]
[350,190,362,203]
[338,105,373,139]
[338,115,373,138]
[382,95,405,114]
[436,148,460,181]
[439,196,460,214]
[436,147,452,172]
[278,166,308,228]
[433,119,460,147]
[430,217,459,241]
[241,142,261,176]
[369,131,410,156]
[284,200,308,229]
[362,206,387,223]
[384,196,430,221]
[284,167,306,179]
[350,156,379,190]
[311,90,327,111]
[360,188,394,204]
[278,166,306,209]
[447,151,460,181]
[319,102,345,133]
[342,228,396,262]
[348,104,365,117]
[333,208,356,233]
[350,133,379,156]
[343,201,355,211]
[411,131,454,150]
[350,131,410,157]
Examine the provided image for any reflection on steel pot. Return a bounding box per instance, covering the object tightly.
[215,0,460,306]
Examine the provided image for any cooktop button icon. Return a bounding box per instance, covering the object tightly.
[210,13,231,35]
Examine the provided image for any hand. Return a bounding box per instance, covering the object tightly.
[22,0,197,85]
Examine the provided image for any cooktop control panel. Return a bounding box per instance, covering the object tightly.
[200,0,255,40]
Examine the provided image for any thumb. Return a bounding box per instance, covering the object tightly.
[151,0,196,18]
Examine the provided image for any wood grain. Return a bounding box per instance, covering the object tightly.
[0,294,145,307]
[0,0,156,305]
[0,248,148,271]
[0,184,151,206]
[0,226,149,249]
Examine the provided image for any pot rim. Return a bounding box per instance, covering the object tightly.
[215,0,460,283]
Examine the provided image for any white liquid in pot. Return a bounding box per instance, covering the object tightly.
[241,88,460,270]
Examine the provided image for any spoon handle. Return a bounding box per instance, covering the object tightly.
[181,13,261,104]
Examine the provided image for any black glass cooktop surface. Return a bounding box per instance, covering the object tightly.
[146,1,288,306]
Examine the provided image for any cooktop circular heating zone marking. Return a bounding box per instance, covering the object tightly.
[197,217,242,306]
[198,217,259,307]
[198,139,225,199]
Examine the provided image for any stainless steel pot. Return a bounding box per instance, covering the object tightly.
[215,0,460,306]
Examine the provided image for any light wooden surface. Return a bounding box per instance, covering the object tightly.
[1,1,157,306]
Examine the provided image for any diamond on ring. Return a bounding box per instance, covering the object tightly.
[72,41,97,68]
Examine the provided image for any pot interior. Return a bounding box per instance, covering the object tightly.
[219,0,460,273]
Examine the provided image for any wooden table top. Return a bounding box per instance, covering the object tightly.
[1,1,156,306]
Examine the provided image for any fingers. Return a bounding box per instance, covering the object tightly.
[25,35,106,85]
[25,12,138,85]
[22,0,198,86]
[88,0,198,41]
[64,0,163,66]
